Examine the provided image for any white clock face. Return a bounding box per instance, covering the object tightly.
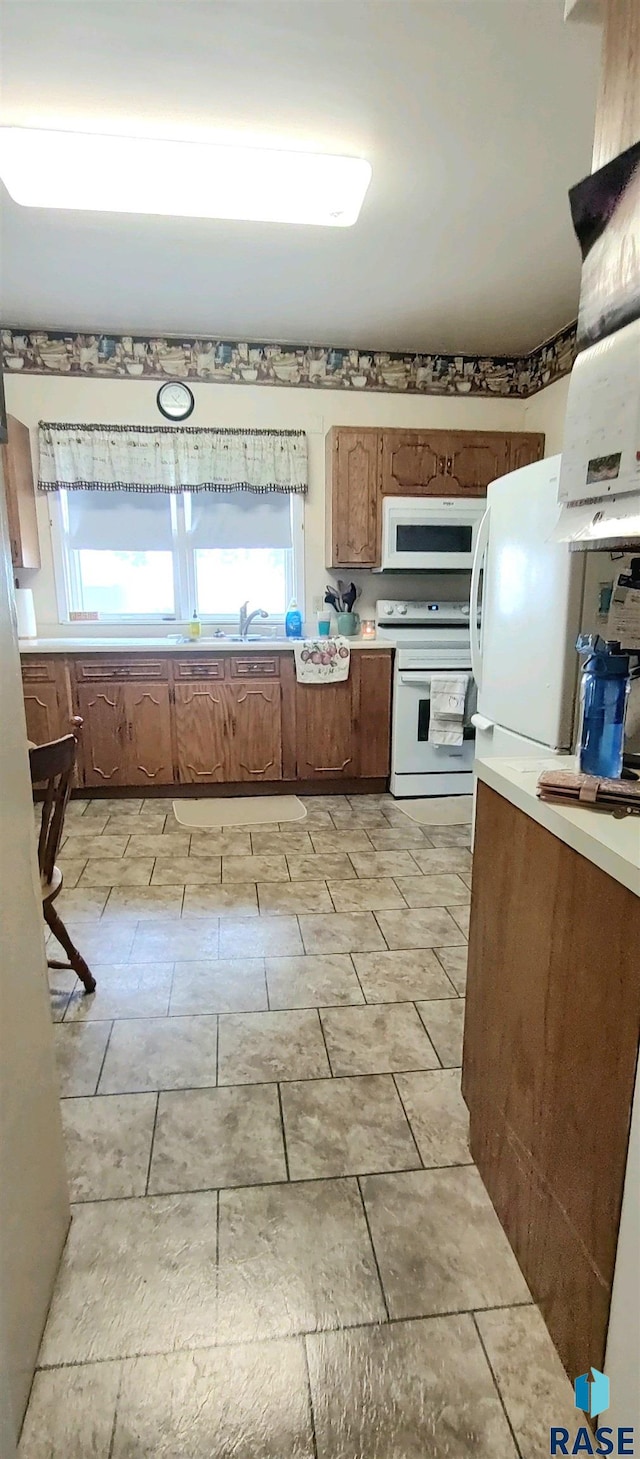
[157,382,194,421]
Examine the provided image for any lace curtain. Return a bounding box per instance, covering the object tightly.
[37,422,308,494]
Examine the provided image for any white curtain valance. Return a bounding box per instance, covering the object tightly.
[37,422,308,495]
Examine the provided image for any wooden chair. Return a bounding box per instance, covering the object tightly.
[29,719,96,994]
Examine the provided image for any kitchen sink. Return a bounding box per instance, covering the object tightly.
[167,633,277,645]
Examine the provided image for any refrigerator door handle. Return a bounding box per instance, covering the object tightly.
[471,713,494,732]
[470,505,490,691]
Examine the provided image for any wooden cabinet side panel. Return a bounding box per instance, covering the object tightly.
[174,682,227,783]
[75,684,128,786]
[2,416,40,569]
[280,654,297,781]
[464,782,640,1379]
[227,682,282,781]
[358,651,392,778]
[123,683,174,785]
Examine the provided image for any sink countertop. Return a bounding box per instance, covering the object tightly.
[19,634,395,653]
[476,753,640,898]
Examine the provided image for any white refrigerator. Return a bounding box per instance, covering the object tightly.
[470,455,604,763]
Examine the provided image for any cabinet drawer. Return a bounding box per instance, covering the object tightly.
[173,657,226,680]
[73,657,169,682]
[21,658,58,684]
[230,655,281,679]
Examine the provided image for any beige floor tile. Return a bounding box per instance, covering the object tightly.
[98,1015,218,1093]
[64,797,91,817]
[57,921,136,965]
[328,877,406,912]
[449,903,471,936]
[222,854,289,883]
[55,887,110,921]
[287,853,356,881]
[66,814,111,836]
[105,813,166,836]
[219,916,303,958]
[426,825,472,848]
[111,1341,314,1459]
[321,1002,439,1077]
[282,1075,420,1180]
[309,829,372,854]
[18,1362,121,1459]
[64,963,174,1021]
[475,1306,577,1459]
[139,799,177,816]
[266,954,364,1010]
[151,855,221,885]
[366,825,431,849]
[374,906,466,950]
[461,871,473,890]
[218,1178,386,1342]
[417,998,466,1067]
[435,944,468,993]
[308,1316,518,1459]
[48,967,78,1022]
[131,918,219,962]
[61,832,130,859]
[410,846,473,875]
[331,810,392,830]
[83,798,144,817]
[169,958,267,1015]
[299,912,386,955]
[352,949,456,1003]
[361,1166,530,1318]
[258,880,333,915]
[188,829,253,856]
[183,884,259,917]
[61,1093,157,1200]
[301,795,349,812]
[218,1009,329,1085]
[38,1192,219,1364]
[53,858,88,889]
[125,832,191,858]
[395,1069,471,1167]
[79,858,155,888]
[149,1084,286,1193]
[250,830,314,854]
[284,810,333,829]
[394,873,470,907]
[54,1021,112,1097]
[348,850,421,878]
[103,887,184,920]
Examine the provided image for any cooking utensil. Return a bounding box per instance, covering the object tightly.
[324,588,340,612]
[343,582,357,612]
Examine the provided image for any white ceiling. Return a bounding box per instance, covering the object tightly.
[0,0,601,354]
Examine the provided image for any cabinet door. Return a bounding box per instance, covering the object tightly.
[122,684,174,786]
[381,430,450,496]
[1,415,40,570]
[295,675,357,779]
[227,682,282,781]
[445,433,510,495]
[174,682,227,783]
[76,684,129,787]
[22,681,61,748]
[329,429,380,566]
[357,651,392,778]
[507,433,545,473]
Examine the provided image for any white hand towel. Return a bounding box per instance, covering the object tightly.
[429,672,469,747]
[293,637,351,684]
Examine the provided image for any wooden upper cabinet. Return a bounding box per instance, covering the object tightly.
[174,681,227,783]
[1,415,40,570]
[122,684,173,785]
[226,682,282,781]
[381,430,451,496]
[445,433,510,495]
[507,432,545,474]
[326,428,380,568]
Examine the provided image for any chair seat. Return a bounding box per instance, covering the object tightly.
[41,864,63,903]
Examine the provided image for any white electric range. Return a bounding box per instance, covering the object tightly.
[376,599,475,797]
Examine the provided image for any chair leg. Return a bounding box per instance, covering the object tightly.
[44,901,96,994]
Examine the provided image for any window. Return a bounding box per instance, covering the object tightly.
[52,488,303,623]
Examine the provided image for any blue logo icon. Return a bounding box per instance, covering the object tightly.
[575,1369,610,1420]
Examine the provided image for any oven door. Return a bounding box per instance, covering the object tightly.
[380,497,485,571]
[392,669,476,775]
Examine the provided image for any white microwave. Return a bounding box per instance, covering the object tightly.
[379,496,486,571]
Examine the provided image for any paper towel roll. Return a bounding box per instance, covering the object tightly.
[14,587,37,639]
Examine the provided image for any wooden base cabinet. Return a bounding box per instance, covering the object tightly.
[21,659,72,746]
[295,651,391,780]
[175,680,282,783]
[77,682,173,786]
[463,782,640,1382]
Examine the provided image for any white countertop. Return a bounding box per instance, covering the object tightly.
[476,753,640,898]
[19,635,394,654]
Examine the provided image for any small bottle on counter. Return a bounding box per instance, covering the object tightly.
[285,598,303,639]
[188,610,202,641]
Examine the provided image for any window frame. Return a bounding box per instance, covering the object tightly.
[49,489,305,627]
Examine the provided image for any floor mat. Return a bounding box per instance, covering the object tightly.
[396,795,473,825]
[172,795,307,828]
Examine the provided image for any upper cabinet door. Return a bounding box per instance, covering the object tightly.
[1,416,40,570]
[507,433,545,474]
[381,430,450,496]
[445,433,511,495]
[328,429,380,566]
[226,682,282,782]
[123,683,174,785]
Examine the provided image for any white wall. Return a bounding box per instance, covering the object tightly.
[523,375,570,456]
[0,481,70,1441]
[6,373,532,630]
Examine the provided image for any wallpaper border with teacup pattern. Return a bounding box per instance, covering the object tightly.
[0,322,577,398]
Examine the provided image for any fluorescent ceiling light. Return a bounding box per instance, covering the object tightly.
[0,126,371,226]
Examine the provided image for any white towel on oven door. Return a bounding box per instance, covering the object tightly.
[429,672,470,746]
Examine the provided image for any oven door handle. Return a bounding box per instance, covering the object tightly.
[470,504,490,691]
[398,672,433,687]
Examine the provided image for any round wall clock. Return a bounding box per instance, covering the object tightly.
[157,381,195,421]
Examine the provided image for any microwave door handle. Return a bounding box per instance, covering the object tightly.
[470,505,489,692]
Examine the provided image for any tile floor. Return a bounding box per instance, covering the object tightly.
[21,792,576,1456]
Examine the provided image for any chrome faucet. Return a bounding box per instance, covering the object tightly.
[239,601,269,638]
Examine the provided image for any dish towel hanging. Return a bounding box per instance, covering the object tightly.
[293,638,351,684]
[428,672,470,746]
